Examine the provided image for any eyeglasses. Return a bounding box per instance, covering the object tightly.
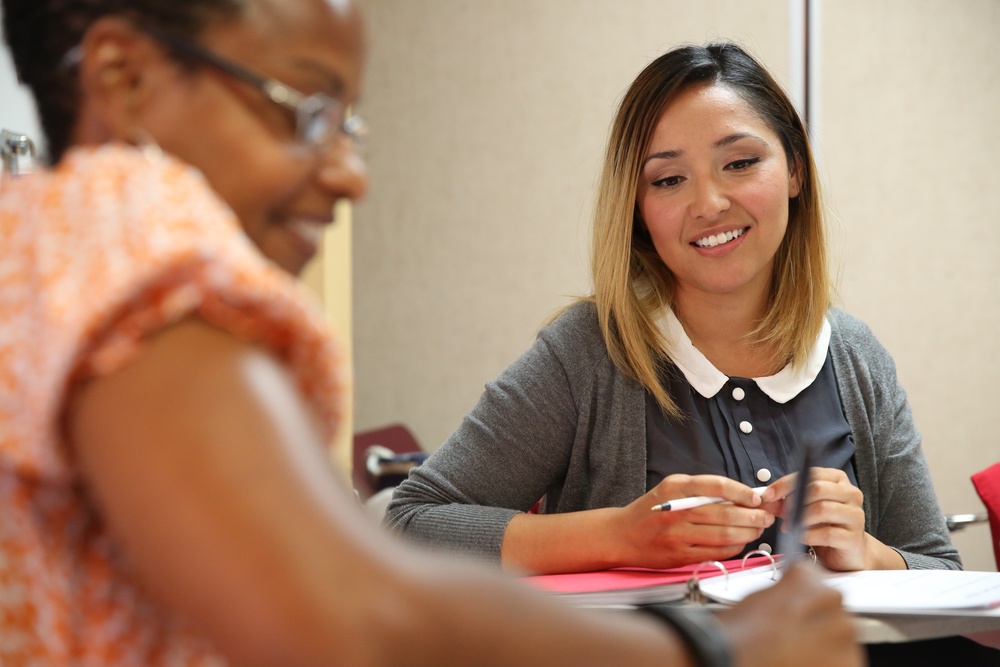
[140,23,366,153]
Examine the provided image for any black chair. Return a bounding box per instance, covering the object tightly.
[352,423,426,501]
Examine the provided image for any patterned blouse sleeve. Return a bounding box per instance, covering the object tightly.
[0,145,346,481]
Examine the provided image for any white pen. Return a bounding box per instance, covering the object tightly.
[650,486,769,512]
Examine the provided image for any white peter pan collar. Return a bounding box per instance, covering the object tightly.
[655,309,831,404]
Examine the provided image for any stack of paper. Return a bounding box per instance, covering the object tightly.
[697,567,1000,615]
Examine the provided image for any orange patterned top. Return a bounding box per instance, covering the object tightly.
[0,145,345,664]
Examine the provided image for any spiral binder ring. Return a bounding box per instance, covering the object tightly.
[741,549,778,580]
[685,560,728,603]
[685,550,785,602]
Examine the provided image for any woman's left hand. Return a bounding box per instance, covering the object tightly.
[760,467,905,571]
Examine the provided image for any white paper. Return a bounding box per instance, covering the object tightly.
[697,567,1000,615]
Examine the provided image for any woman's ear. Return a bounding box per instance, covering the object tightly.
[74,17,165,145]
[788,157,804,199]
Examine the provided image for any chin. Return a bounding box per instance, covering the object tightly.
[262,244,314,277]
[284,257,312,277]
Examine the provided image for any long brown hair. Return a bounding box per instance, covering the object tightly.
[589,42,829,418]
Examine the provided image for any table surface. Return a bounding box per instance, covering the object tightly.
[852,608,1000,645]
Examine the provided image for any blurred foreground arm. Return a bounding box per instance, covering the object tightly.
[720,563,862,667]
[69,319,861,667]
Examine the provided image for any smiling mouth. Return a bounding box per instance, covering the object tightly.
[693,227,747,249]
[287,218,329,247]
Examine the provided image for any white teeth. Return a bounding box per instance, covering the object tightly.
[288,219,326,246]
[694,227,745,248]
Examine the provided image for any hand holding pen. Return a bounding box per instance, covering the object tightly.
[614,474,776,570]
[651,485,769,512]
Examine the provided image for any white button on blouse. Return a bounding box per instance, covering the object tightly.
[759,542,772,554]
[756,468,772,482]
[739,420,753,434]
[732,387,746,401]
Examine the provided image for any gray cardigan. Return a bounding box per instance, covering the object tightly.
[385,303,961,571]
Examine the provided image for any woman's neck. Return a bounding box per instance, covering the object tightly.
[672,289,782,378]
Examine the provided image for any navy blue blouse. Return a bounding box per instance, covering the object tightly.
[645,317,858,557]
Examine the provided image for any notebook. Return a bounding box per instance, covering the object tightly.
[522,556,775,607]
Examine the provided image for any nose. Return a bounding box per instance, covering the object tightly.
[689,175,730,221]
[316,139,369,202]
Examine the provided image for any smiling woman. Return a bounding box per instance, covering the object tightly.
[0,0,369,659]
[386,42,961,580]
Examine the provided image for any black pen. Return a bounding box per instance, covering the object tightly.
[776,444,817,563]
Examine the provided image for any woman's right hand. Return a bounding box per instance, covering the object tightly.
[612,474,775,569]
[719,562,863,667]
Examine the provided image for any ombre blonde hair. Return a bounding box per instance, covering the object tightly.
[586,42,829,418]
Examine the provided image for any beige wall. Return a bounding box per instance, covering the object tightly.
[353,0,999,570]
[353,0,788,440]
[0,4,43,157]
[820,0,1000,571]
[302,202,355,477]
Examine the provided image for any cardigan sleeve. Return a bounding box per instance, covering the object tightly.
[828,310,961,570]
[877,374,962,570]
[384,306,591,563]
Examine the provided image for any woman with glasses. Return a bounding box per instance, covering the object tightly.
[0,1,863,665]
[386,43,960,578]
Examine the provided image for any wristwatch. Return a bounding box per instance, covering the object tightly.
[639,604,734,667]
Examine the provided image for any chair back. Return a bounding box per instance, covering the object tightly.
[972,463,1000,570]
[353,424,424,500]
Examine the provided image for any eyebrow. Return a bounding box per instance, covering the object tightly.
[642,132,770,167]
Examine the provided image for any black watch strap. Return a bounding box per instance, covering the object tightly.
[639,604,734,667]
